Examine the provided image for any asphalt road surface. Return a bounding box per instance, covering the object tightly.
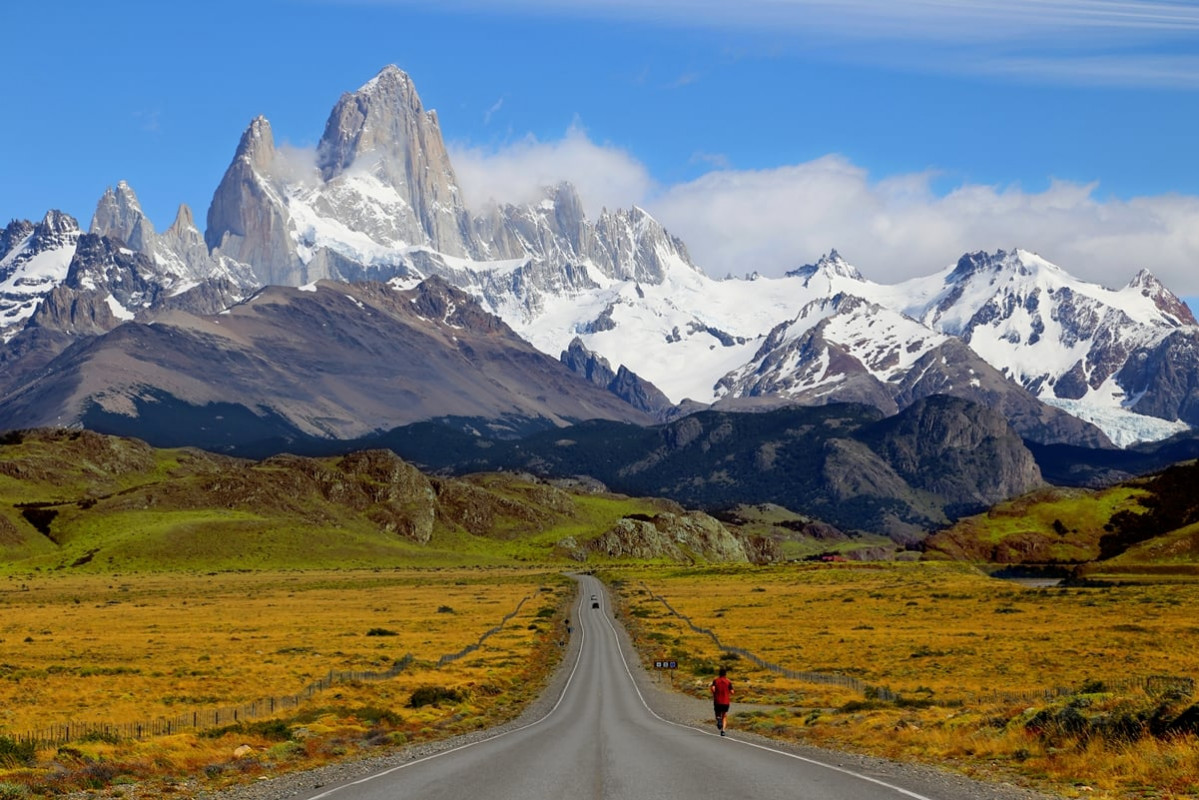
[291,575,1042,800]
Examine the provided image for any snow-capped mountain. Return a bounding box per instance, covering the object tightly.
[0,211,81,340]
[3,65,1197,450]
[883,249,1197,445]
[203,65,700,319]
[93,181,257,293]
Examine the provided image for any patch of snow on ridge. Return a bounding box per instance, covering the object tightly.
[105,294,135,321]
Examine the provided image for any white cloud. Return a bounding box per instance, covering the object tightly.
[451,128,1199,295]
[448,123,654,217]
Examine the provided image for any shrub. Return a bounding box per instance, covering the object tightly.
[0,782,28,800]
[408,686,466,708]
[0,736,35,768]
[356,706,403,727]
[437,605,455,614]
[366,627,399,637]
[199,719,293,741]
[76,761,119,789]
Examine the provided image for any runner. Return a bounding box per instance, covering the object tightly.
[710,666,733,736]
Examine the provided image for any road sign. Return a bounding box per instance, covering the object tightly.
[653,660,678,670]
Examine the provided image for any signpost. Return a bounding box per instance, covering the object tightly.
[653,658,678,687]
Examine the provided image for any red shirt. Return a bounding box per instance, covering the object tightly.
[710,675,733,705]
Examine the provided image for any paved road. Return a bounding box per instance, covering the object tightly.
[292,575,993,800]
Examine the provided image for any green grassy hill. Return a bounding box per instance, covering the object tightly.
[0,429,679,572]
[923,460,1199,575]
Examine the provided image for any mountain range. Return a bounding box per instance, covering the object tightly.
[2,64,1197,487]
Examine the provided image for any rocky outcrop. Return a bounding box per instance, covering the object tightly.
[580,511,750,563]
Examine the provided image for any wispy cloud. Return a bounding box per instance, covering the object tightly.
[483,96,505,125]
[345,0,1199,87]
[451,128,1199,294]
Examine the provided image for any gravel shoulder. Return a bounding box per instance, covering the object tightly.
[189,581,1063,800]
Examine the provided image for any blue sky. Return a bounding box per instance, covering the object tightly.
[4,0,1199,299]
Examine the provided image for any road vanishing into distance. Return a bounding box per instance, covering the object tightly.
[293,575,1035,800]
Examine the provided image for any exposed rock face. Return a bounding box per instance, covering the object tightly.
[859,394,1044,515]
[785,249,864,284]
[583,511,750,563]
[206,117,304,285]
[91,180,156,252]
[909,249,1194,406]
[1118,332,1199,426]
[560,337,674,419]
[93,182,257,292]
[27,234,163,336]
[716,292,1110,447]
[1128,268,1197,327]
[316,65,475,257]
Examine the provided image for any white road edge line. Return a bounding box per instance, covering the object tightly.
[600,579,939,800]
[303,587,590,800]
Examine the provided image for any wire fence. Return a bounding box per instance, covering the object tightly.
[639,584,898,701]
[640,584,1193,708]
[8,594,535,748]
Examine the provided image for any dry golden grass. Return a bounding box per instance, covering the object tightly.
[607,562,1199,800]
[0,568,573,795]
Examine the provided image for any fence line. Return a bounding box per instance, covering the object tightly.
[438,595,533,666]
[639,584,896,702]
[9,594,535,748]
[639,585,1193,708]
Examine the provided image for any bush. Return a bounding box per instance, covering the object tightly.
[356,706,403,727]
[437,605,455,614]
[366,627,399,637]
[199,719,293,741]
[76,761,119,789]
[408,686,466,708]
[0,736,35,768]
[0,783,28,800]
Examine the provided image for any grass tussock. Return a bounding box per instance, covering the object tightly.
[607,562,1199,799]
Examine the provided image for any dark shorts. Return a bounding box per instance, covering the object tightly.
[714,703,730,715]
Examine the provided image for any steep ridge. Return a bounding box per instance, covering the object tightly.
[371,396,1046,541]
[0,277,654,447]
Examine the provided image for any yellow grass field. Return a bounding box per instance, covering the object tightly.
[0,568,573,795]
[608,562,1199,800]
